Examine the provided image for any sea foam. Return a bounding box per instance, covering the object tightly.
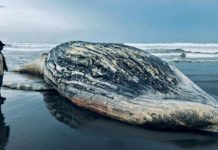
[125,43,218,62]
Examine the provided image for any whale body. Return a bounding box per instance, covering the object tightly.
[13,41,218,131]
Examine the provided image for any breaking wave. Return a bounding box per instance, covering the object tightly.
[3,42,218,63]
[125,43,218,63]
[4,42,58,51]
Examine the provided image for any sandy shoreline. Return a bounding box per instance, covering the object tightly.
[1,47,218,150]
[0,62,218,150]
[1,88,218,150]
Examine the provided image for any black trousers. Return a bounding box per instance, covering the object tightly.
[0,75,3,87]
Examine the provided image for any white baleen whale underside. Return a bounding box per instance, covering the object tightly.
[9,41,218,132]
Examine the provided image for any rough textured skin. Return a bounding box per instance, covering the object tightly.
[40,41,218,131]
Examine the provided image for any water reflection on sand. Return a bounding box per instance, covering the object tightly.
[42,91,218,150]
[0,101,10,150]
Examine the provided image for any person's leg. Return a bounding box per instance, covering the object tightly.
[0,76,5,100]
[0,75,3,94]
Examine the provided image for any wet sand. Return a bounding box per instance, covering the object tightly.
[0,61,218,150]
[1,89,218,150]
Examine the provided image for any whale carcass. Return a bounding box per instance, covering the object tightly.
[15,41,218,131]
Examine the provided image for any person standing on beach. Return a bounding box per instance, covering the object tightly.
[0,41,8,101]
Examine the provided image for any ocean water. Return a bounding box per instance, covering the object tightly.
[1,42,218,150]
[125,43,218,63]
[4,42,218,66]
[3,42,218,81]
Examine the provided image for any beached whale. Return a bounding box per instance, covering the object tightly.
[12,41,218,131]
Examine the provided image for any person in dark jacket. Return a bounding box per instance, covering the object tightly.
[0,41,8,101]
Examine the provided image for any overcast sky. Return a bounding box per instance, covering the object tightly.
[0,0,218,43]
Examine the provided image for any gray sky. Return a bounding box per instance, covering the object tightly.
[0,0,218,43]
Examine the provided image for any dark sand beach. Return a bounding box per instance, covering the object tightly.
[0,46,218,150]
[1,0,218,149]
